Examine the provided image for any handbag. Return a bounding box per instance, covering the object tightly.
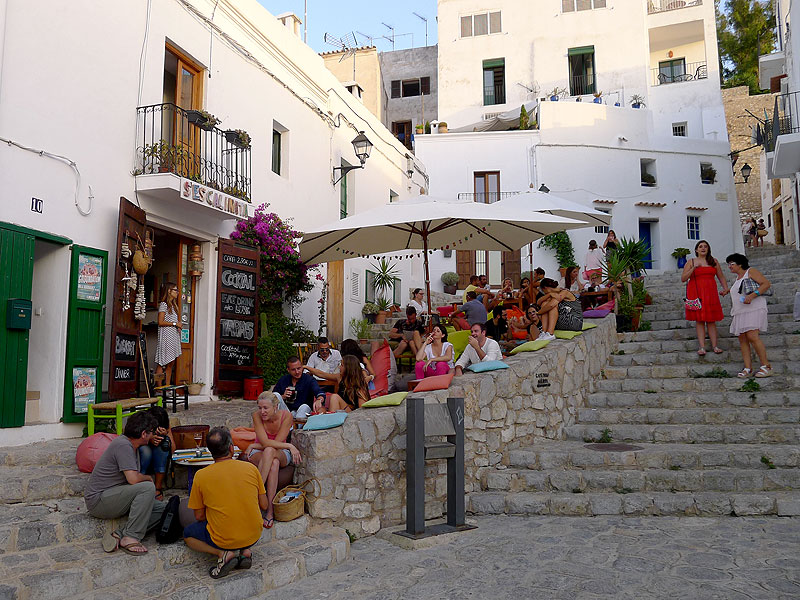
[684,268,702,311]
[757,229,768,237]
[737,277,772,296]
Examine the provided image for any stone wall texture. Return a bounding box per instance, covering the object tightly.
[722,86,777,221]
[292,315,617,537]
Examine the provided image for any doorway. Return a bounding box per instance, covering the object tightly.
[163,44,203,178]
[774,206,784,244]
[638,220,657,270]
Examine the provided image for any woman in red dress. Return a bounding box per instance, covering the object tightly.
[681,240,729,355]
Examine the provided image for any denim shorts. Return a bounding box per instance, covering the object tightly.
[183,520,222,549]
[247,446,293,466]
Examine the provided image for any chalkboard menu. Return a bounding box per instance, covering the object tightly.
[214,239,260,394]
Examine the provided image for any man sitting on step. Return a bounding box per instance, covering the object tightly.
[184,426,268,579]
[84,411,166,555]
[454,322,503,375]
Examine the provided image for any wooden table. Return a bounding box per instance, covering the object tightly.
[88,397,162,435]
[580,290,614,312]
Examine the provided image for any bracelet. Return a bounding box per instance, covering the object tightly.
[754,290,760,296]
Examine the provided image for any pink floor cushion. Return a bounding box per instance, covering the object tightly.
[76,432,118,473]
[583,308,611,318]
[436,305,455,317]
[595,299,615,311]
[413,372,455,392]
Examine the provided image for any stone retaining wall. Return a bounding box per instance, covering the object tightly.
[292,315,617,536]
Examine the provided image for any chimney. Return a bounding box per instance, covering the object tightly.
[276,12,302,38]
[343,81,364,103]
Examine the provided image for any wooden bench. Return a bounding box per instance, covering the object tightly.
[157,384,189,413]
[88,397,162,435]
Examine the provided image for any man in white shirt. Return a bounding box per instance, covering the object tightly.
[303,337,342,383]
[454,323,503,375]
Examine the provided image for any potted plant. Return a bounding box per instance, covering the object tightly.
[641,172,656,187]
[538,231,577,276]
[187,381,204,395]
[349,317,372,343]
[547,87,566,101]
[630,94,646,109]
[424,121,431,134]
[700,165,717,184]
[374,297,392,324]
[142,140,185,173]
[361,301,379,323]
[671,247,691,269]
[441,272,459,295]
[519,105,531,130]
[415,124,424,134]
[437,121,448,133]
[187,109,221,131]
[593,91,603,104]
[225,129,251,149]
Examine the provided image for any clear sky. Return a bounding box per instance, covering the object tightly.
[256,0,438,53]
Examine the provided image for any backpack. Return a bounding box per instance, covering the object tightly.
[156,495,183,544]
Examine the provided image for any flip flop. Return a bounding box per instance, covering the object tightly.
[209,550,239,579]
[154,490,164,501]
[120,541,148,555]
[102,532,120,553]
[713,347,724,354]
[263,518,274,529]
[697,348,706,356]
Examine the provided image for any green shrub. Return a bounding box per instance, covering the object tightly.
[257,306,298,386]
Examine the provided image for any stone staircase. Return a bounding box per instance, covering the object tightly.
[468,245,800,517]
[0,404,351,600]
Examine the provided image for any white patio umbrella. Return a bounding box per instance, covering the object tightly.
[299,196,590,318]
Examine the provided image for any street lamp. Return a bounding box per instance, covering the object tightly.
[734,162,752,185]
[333,131,373,184]
[539,184,550,193]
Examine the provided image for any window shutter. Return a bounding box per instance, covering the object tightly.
[391,80,401,98]
[350,272,360,301]
[421,77,430,95]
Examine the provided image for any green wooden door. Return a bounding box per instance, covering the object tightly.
[63,246,108,422]
[0,228,35,427]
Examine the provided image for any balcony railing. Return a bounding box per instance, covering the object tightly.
[763,91,800,152]
[647,0,702,14]
[651,61,708,86]
[569,73,596,97]
[458,191,520,203]
[135,103,251,202]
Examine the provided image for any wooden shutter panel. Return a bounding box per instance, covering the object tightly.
[391,80,401,98]
[421,77,430,95]
[502,250,521,288]
[455,250,475,289]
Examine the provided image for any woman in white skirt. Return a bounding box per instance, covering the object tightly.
[725,253,772,378]
[154,282,182,386]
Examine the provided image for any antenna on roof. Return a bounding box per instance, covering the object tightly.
[324,31,359,80]
[356,31,377,46]
[412,12,428,46]
[382,22,395,50]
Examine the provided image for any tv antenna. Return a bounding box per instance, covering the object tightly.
[382,22,395,50]
[412,12,428,46]
[324,31,359,80]
[356,31,377,46]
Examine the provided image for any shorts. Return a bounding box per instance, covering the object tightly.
[247,446,293,466]
[184,520,255,551]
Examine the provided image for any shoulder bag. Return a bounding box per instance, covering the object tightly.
[737,277,772,296]
[684,261,702,311]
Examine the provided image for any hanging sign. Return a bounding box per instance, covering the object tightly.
[180,178,249,218]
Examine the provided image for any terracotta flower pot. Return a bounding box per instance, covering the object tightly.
[375,311,389,325]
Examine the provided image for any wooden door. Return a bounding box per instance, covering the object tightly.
[215,239,260,395]
[167,44,202,178]
[0,226,34,427]
[63,246,108,422]
[455,250,474,289]
[108,197,147,399]
[502,250,521,287]
[327,261,344,343]
[175,239,196,385]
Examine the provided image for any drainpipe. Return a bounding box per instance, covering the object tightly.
[0,0,9,109]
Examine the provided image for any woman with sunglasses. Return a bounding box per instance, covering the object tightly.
[725,253,772,378]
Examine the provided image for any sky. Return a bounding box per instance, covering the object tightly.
[256,0,438,53]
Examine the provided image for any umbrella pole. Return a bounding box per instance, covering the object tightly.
[423,231,433,334]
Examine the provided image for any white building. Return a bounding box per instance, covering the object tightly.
[0,0,426,444]
[416,0,741,289]
[758,0,800,249]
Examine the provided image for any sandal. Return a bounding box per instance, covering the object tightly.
[697,348,706,356]
[236,551,252,570]
[102,532,120,553]
[712,347,723,354]
[755,365,773,378]
[154,490,164,501]
[263,517,274,529]
[209,550,240,579]
[737,368,753,378]
[120,541,148,555]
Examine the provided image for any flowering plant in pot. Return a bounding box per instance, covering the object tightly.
[671,247,691,269]
[362,302,379,323]
[441,271,459,295]
[630,94,646,109]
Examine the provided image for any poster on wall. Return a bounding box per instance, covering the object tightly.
[72,367,97,414]
[77,254,104,302]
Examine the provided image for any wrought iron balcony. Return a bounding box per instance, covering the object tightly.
[647,0,702,14]
[458,191,520,204]
[651,61,708,86]
[569,73,596,97]
[763,91,800,153]
[135,103,251,202]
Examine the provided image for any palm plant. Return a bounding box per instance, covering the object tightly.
[371,257,398,306]
[601,237,650,314]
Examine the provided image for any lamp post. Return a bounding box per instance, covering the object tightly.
[735,162,752,185]
[333,131,373,185]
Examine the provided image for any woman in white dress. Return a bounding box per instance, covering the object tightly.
[407,288,428,321]
[725,253,772,378]
[154,283,182,386]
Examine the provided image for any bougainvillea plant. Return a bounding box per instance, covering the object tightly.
[230,203,314,304]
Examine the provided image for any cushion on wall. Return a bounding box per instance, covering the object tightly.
[413,372,455,392]
[582,308,611,318]
[447,330,471,360]
[362,391,408,408]
[582,322,598,330]
[509,339,551,355]
[371,340,391,396]
[302,412,348,430]
[436,305,455,316]
[554,330,583,339]
[466,360,509,373]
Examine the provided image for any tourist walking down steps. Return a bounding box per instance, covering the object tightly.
[681,240,729,356]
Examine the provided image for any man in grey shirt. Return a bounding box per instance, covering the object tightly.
[85,411,166,555]
[453,291,488,330]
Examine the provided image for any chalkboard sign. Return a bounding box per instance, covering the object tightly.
[215,239,259,395]
[114,366,135,382]
[114,333,138,362]
[220,292,255,316]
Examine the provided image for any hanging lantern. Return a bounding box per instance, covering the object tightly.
[188,244,204,278]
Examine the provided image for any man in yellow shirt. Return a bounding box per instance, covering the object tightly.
[184,427,268,578]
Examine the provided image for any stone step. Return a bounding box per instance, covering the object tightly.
[594,374,799,393]
[618,320,800,342]
[644,305,795,323]
[588,390,800,409]
[602,361,794,380]
[647,315,794,332]
[564,423,800,444]
[0,438,79,467]
[617,333,799,354]
[577,406,800,425]
[0,465,87,504]
[506,440,800,470]
[467,490,800,517]
[647,294,793,308]
[482,466,800,494]
[0,515,349,600]
[608,347,800,367]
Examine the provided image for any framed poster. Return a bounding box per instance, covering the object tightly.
[72,367,97,414]
[77,254,104,302]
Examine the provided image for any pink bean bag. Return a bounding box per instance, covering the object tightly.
[76,432,118,473]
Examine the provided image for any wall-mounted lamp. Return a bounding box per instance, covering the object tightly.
[735,162,752,185]
[188,244,205,278]
[539,184,550,193]
[333,131,373,185]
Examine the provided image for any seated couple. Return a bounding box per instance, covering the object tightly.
[304,337,376,392]
[535,278,584,341]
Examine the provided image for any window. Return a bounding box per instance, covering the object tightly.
[568,46,595,96]
[390,77,431,99]
[595,208,611,234]
[271,130,281,175]
[389,189,399,203]
[460,11,501,38]
[672,122,687,137]
[392,121,413,150]
[365,270,376,302]
[658,59,686,84]
[700,162,715,184]
[641,158,657,187]
[562,0,606,12]
[474,171,500,203]
[483,59,506,105]
[687,215,700,240]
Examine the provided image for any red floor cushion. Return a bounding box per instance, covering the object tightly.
[371,340,391,396]
[413,372,455,392]
[76,432,118,473]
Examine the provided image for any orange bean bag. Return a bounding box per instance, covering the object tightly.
[231,426,257,452]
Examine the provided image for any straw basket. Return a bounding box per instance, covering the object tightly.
[273,479,316,522]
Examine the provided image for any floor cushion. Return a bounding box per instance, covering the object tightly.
[448,329,471,361]
[509,339,550,355]
[554,330,583,339]
[303,412,348,430]
[583,308,611,318]
[371,340,391,396]
[467,360,509,373]
[362,391,408,407]
[413,372,455,392]
[582,322,598,330]
[76,432,118,473]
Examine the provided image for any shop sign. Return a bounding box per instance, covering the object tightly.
[180,178,249,218]
[77,253,104,302]
[72,367,97,414]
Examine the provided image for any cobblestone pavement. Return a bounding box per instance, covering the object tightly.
[259,516,800,600]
